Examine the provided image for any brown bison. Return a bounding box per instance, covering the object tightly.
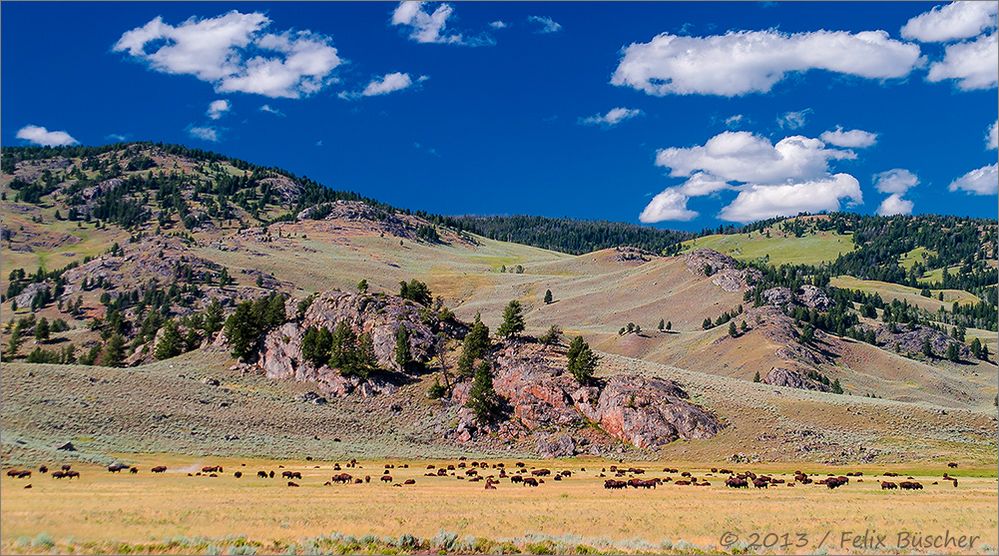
[522,477,539,487]
[604,479,627,489]
[881,481,898,490]
[825,477,848,489]
[108,464,128,473]
[899,481,923,490]
[257,471,269,478]
[282,471,302,480]
[38,465,48,474]
[380,475,393,483]
[510,475,523,484]
[404,479,416,485]
[947,462,958,468]
[726,477,749,489]
[152,466,167,473]
[234,471,242,478]
[287,481,300,487]
[753,478,769,489]
[531,469,551,476]
[332,473,353,484]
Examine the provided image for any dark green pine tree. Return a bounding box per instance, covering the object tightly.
[728,321,738,338]
[566,336,599,385]
[466,360,500,424]
[658,319,665,332]
[154,320,183,360]
[544,289,553,304]
[395,326,411,370]
[497,300,525,338]
[753,371,761,383]
[458,315,490,377]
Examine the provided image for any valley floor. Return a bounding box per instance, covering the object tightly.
[1,455,996,555]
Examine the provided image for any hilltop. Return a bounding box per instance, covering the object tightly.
[1,143,996,466]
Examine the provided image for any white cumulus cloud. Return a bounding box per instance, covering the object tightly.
[820,126,878,148]
[489,20,508,29]
[777,108,813,130]
[988,119,998,150]
[927,32,998,90]
[639,188,698,222]
[611,29,922,96]
[391,2,491,45]
[16,125,79,147]
[949,163,999,195]
[877,193,914,216]
[901,1,997,43]
[113,11,341,99]
[207,99,231,120]
[718,174,863,223]
[873,168,919,194]
[655,131,854,185]
[188,126,219,142]
[580,107,642,127]
[873,168,918,215]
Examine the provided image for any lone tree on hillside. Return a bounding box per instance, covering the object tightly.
[458,315,490,376]
[357,279,368,293]
[399,279,432,306]
[395,326,412,370]
[946,343,960,363]
[728,321,738,338]
[753,371,760,383]
[34,317,50,343]
[467,360,500,424]
[658,319,665,332]
[666,321,672,331]
[498,300,525,338]
[921,337,933,358]
[544,289,553,304]
[567,336,599,385]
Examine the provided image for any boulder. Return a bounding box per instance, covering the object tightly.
[798,285,833,310]
[576,375,723,448]
[873,324,971,359]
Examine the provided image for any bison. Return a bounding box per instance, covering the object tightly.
[257,471,269,478]
[287,481,300,487]
[753,478,769,489]
[899,481,923,490]
[380,475,393,483]
[234,471,242,479]
[725,477,749,489]
[521,477,539,487]
[152,466,167,473]
[825,477,848,489]
[404,479,416,485]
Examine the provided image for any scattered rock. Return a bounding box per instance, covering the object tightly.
[684,248,761,292]
[762,367,831,392]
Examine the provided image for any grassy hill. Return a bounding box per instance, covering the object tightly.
[681,228,854,266]
[2,143,997,467]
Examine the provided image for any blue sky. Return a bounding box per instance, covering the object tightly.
[3,1,997,230]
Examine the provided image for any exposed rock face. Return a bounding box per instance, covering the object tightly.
[537,434,577,458]
[452,342,723,451]
[257,175,304,203]
[761,285,833,310]
[798,285,833,310]
[576,374,723,448]
[256,290,459,398]
[11,282,51,308]
[872,324,971,359]
[684,248,761,292]
[762,367,831,392]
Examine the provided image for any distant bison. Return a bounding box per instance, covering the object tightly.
[287,481,300,487]
[404,479,416,485]
[899,481,923,490]
[881,481,897,490]
[151,466,167,473]
[234,471,242,479]
[725,478,748,489]
[257,471,269,478]
[380,475,393,483]
[522,477,539,487]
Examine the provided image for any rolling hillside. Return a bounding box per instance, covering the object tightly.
[1,143,997,466]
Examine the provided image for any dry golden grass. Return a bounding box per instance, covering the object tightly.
[2,456,996,555]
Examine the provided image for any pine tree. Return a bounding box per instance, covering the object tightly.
[329,322,358,370]
[457,315,490,376]
[540,324,561,345]
[203,299,224,334]
[224,301,260,361]
[395,326,411,370]
[566,336,599,385]
[154,321,182,360]
[100,333,126,367]
[831,379,844,394]
[728,321,738,338]
[466,360,500,424]
[658,319,665,332]
[357,279,368,293]
[921,337,933,358]
[970,338,982,359]
[6,325,22,357]
[544,289,553,304]
[946,343,960,363]
[740,321,749,333]
[702,318,712,330]
[753,371,760,383]
[497,300,525,338]
[982,344,990,361]
[665,321,672,331]
[34,317,50,342]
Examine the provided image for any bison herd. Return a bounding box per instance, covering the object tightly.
[4,457,960,495]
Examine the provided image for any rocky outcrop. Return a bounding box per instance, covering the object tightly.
[684,248,761,292]
[576,374,723,448]
[256,290,460,398]
[872,324,971,359]
[744,306,834,367]
[762,367,831,392]
[761,285,833,310]
[452,342,723,451]
[11,282,51,308]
